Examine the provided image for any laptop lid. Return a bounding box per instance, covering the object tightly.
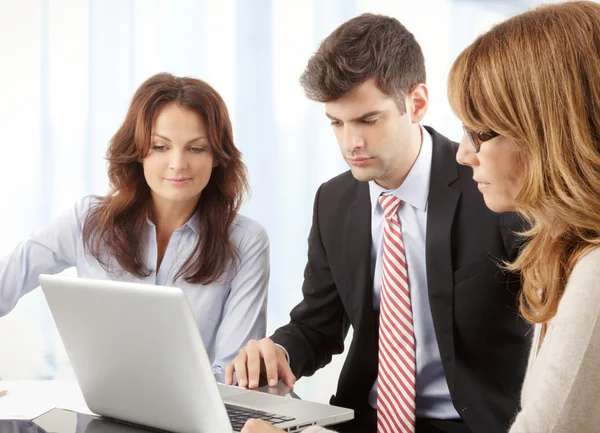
[39,275,353,432]
[40,274,232,432]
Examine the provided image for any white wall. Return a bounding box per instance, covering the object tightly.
[0,0,580,402]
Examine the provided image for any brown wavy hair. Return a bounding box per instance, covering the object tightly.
[448,1,600,324]
[299,13,425,112]
[83,73,249,284]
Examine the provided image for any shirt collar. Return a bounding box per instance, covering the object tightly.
[369,125,432,215]
[145,208,200,234]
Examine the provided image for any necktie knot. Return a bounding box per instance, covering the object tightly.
[379,194,401,220]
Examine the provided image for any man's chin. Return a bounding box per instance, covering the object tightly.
[348,167,376,183]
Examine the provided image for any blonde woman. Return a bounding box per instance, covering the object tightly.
[447,1,600,432]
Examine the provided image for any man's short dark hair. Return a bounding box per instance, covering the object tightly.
[300,13,426,113]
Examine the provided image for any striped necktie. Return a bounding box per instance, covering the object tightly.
[377,194,416,433]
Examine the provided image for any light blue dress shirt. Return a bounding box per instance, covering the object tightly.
[368,126,459,419]
[0,197,270,381]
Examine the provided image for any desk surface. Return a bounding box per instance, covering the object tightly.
[0,381,92,420]
[1,409,157,433]
[0,380,298,421]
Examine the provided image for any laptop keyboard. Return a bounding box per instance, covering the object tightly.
[225,403,295,431]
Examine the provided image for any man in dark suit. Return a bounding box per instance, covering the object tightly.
[227,13,530,433]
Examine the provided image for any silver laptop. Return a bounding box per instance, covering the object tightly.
[39,274,353,433]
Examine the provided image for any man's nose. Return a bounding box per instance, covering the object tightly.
[342,128,365,153]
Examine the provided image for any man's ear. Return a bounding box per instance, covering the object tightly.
[407,83,429,124]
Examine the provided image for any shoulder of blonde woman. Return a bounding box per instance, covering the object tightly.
[509,246,600,432]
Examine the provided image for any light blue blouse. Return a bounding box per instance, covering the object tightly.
[0,197,270,381]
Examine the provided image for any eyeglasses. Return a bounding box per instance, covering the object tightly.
[462,125,500,153]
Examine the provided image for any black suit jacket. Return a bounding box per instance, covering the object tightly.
[271,127,531,433]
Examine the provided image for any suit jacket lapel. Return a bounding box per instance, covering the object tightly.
[342,182,378,337]
[424,126,460,394]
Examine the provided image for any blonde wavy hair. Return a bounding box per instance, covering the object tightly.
[448,1,600,325]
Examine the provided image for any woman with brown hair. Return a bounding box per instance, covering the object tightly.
[0,73,269,381]
[446,1,600,431]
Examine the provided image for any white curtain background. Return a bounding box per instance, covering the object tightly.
[0,0,572,402]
